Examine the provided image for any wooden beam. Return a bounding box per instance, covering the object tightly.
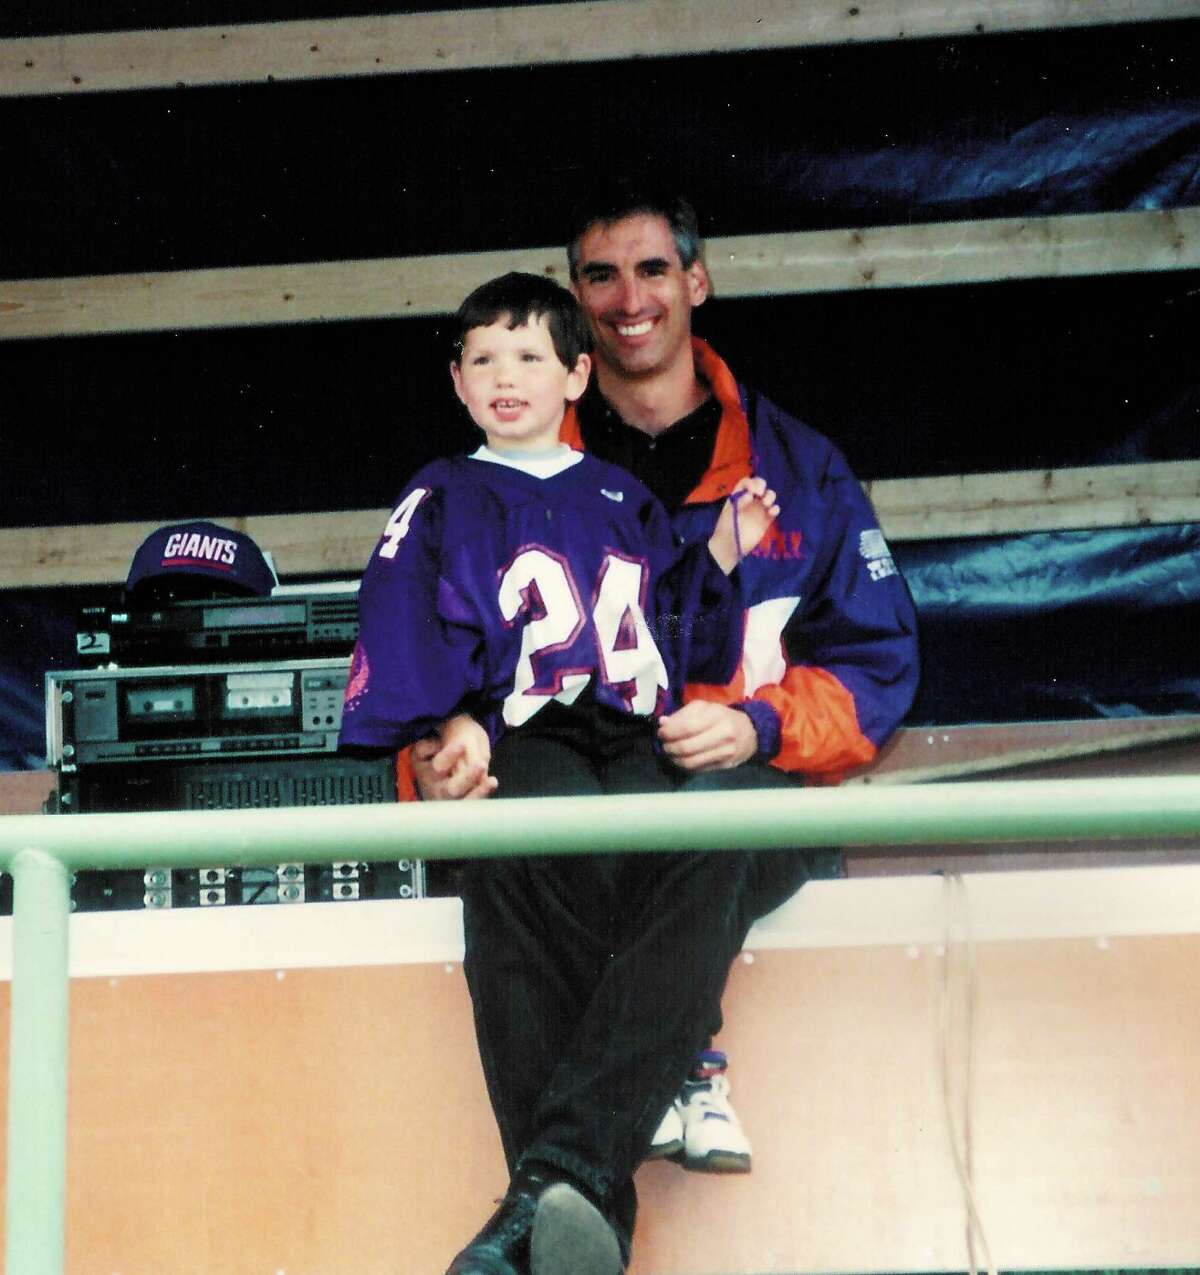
[864,458,1200,541]
[0,246,567,341]
[1,461,1196,589]
[3,0,1196,98]
[712,207,1200,297]
[4,208,1199,342]
[850,715,1200,785]
[847,719,1200,871]
[0,509,385,590]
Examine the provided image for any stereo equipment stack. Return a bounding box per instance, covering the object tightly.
[43,583,426,913]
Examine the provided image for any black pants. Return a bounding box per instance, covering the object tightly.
[459,706,824,1262]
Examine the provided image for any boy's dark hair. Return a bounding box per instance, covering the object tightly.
[452,272,592,369]
[566,179,702,281]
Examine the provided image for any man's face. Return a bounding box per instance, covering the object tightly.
[572,213,709,382]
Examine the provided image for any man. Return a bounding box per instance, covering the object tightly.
[415,183,919,1275]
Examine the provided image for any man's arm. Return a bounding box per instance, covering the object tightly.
[663,451,919,780]
[657,700,758,771]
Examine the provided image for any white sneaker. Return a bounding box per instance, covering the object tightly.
[679,1058,752,1173]
[646,1099,684,1160]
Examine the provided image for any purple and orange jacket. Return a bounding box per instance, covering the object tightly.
[561,338,919,785]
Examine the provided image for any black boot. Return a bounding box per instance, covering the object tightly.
[444,1172,540,1275]
[445,1169,623,1275]
[529,1181,623,1275]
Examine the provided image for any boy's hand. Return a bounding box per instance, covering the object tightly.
[708,476,780,573]
[412,714,498,801]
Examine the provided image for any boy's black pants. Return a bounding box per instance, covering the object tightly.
[457,703,818,1261]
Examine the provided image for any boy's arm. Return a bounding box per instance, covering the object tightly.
[339,480,489,756]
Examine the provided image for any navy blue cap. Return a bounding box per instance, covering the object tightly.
[126,521,277,598]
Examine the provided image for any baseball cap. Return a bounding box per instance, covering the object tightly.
[126,520,277,599]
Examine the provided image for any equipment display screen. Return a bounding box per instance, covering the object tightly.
[203,602,305,629]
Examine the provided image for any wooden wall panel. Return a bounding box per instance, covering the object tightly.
[0,770,54,815]
[0,916,1196,1271]
[637,936,1200,1272]
[4,1,1196,98]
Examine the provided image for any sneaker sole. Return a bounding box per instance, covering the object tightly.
[683,1149,752,1174]
[530,1183,622,1275]
[644,1136,685,1161]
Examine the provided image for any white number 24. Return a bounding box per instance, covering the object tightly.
[497,547,668,726]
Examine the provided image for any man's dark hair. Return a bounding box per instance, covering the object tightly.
[566,179,702,281]
[452,272,592,369]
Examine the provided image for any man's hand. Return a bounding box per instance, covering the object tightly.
[412,714,498,801]
[657,701,758,772]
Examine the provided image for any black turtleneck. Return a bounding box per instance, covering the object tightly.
[577,385,722,514]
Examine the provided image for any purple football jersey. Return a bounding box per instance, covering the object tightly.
[339,448,740,751]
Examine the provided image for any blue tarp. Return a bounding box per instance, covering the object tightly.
[901,525,1200,725]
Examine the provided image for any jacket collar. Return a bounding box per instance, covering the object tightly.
[560,337,751,505]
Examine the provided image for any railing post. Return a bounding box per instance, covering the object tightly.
[5,848,70,1275]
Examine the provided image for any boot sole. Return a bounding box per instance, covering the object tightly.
[683,1149,752,1173]
[530,1183,622,1275]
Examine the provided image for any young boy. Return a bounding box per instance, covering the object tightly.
[339,272,778,795]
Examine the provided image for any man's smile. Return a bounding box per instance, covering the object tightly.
[615,318,655,337]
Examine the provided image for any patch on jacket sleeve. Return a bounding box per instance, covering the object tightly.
[343,642,370,711]
[859,528,898,581]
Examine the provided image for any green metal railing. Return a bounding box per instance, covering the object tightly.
[3,775,1200,1274]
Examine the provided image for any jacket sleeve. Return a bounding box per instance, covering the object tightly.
[338,480,488,755]
[687,450,919,783]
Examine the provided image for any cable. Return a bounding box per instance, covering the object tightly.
[940,871,997,1275]
[729,488,747,562]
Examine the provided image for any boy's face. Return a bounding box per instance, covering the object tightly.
[451,314,590,453]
